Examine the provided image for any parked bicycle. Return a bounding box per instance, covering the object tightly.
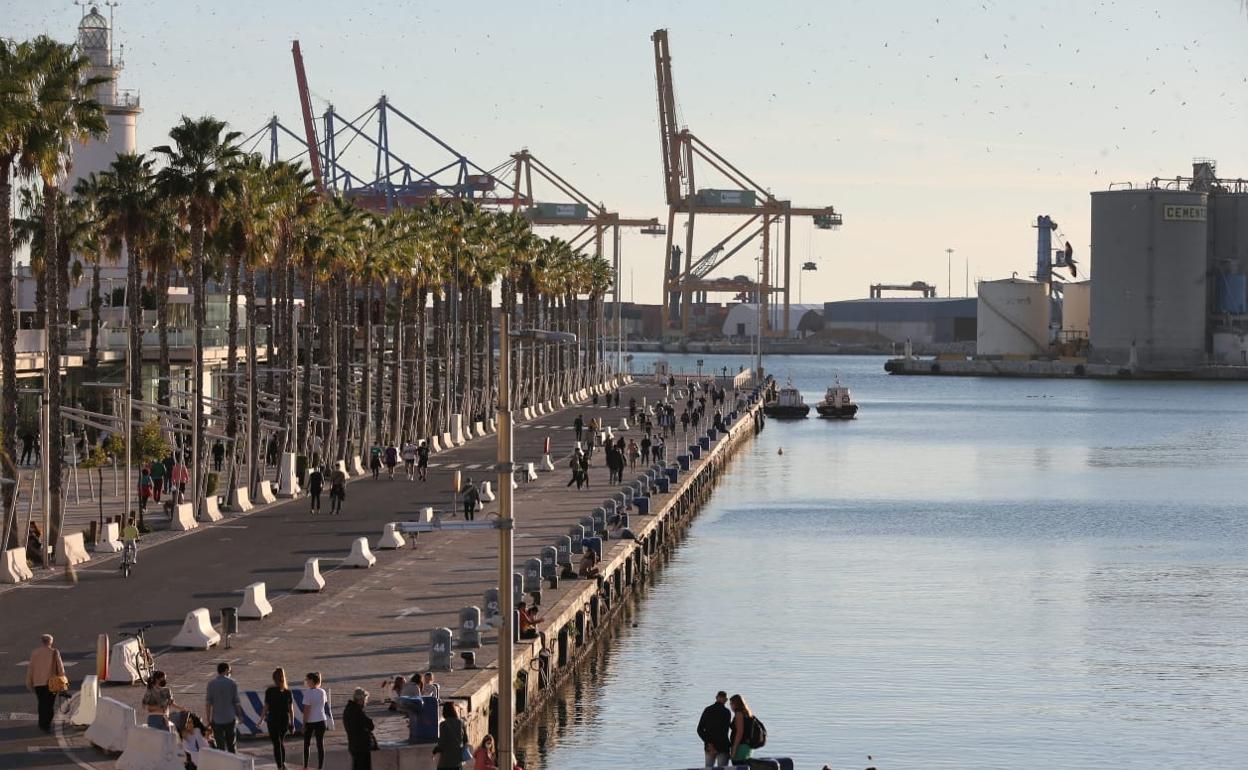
[118,624,155,684]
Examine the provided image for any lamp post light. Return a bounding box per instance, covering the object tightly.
[496,317,576,770]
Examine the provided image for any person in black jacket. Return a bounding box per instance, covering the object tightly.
[343,688,375,770]
[697,691,732,767]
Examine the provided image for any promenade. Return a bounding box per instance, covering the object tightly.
[0,376,751,770]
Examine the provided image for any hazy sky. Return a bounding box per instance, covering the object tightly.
[9,0,1248,304]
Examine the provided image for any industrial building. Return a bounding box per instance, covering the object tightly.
[722,303,825,339]
[823,298,976,346]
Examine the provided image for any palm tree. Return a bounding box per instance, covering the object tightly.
[153,115,241,516]
[17,35,107,554]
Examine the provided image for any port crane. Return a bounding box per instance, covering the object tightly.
[651,29,843,340]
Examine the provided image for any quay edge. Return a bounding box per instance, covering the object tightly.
[884,356,1248,381]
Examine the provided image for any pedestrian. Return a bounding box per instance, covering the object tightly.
[205,662,241,753]
[573,414,584,443]
[138,466,153,514]
[121,517,140,563]
[640,435,651,464]
[580,450,591,487]
[432,701,468,770]
[384,443,399,480]
[150,457,166,502]
[26,522,43,566]
[329,467,347,515]
[418,671,441,700]
[629,397,637,419]
[212,440,225,472]
[344,688,376,770]
[697,691,732,767]
[20,430,35,465]
[26,634,66,733]
[171,457,190,504]
[142,670,188,731]
[566,451,583,489]
[728,694,755,765]
[180,713,212,769]
[417,440,430,481]
[302,672,328,770]
[308,466,324,513]
[402,440,418,480]
[473,734,498,770]
[370,449,382,480]
[260,667,294,770]
[462,477,480,521]
[628,439,640,469]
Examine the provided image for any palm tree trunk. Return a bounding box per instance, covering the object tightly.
[226,250,240,457]
[390,280,404,443]
[246,266,260,495]
[430,290,443,436]
[156,265,171,407]
[300,267,315,457]
[190,214,206,518]
[416,286,428,441]
[0,155,18,549]
[43,184,64,555]
[373,278,386,445]
[85,253,102,423]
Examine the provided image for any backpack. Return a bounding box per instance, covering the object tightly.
[748,716,767,749]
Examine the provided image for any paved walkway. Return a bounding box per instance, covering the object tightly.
[0,380,711,770]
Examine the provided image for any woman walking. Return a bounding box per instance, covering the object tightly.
[329,467,346,515]
[307,466,324,513]
[728,694,755,765]
[259,668,294,770]
[432,701,468,769]
[141,670,189,731]
[302,672,328,770]
[344,688,376,770]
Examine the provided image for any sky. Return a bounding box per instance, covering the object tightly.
[8,0,1248,305]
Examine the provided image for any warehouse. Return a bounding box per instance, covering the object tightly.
[822,298,977,345]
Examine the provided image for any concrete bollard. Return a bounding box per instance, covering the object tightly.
[170,503,198,532]
[61,532,92,565]
[541,454,555,472]
[106,637,142,683]
[2,546,35,583]
[419,506,435,523]
[440,431,453,450]
[170,608,220,649]
[555,535,573,566]
[480,481,495,502]
[257,480,277,505]
[70,674,99,727]
[488,418,498,433]
[541,545,559,578]
[237,582,273,620]
[117,724,184,770]
[568,525,585,554]
[474,420,486,438]
[429,627,453,671]
[342,537,377,568]
[525,462,538,482]
[483,588,501,627]
[458,606,482,649]
[277,452,301,498]
[655,476,671,494]
[95,522,123,553]
[636,497,651,515]
[523,557,544,594]
[619,418,630,430]
[377,523,406,550]
[201,495,224,522]
[197,747,256,770]
[85,696,136,752]
[294,558,326,592]
[665,466,679,483]
[451,414,466,446]
[230,487,253,512]
[430,435,442,453]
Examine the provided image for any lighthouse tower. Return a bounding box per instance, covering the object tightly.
[70,3,141,186]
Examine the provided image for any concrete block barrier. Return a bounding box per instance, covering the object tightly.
[106,637,142,683]
[522,406,533,420]
[196,747,255,770]
[2,546,34,583]
[636,497,651,515]
[84,695,136,752]
[116,723,183,770]
[439,432,453,451]
[488,418,497,432]
[230,487,253,512]
[350,455,365,476]
[277,452,300,498]
[430,436,442,453]
[237,582,273,619]
[170,503,197,532]
[70,673,99,727]
[619,418,630,430]
[525,462,538,482]
[295,558,326,592]
[256,480,277,505]
[480,481,495,502]
[377,523,406,549]
[540,454,555,472]
[201,495,223,523]
[343,537,377,568]
[451,414,465,446]
[419,506,435,523]
[170,608,220,649]
[62,532,91,565]
[95,522,123,553]
[474,420,486,437]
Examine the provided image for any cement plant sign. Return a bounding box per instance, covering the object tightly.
[1163,204,1206,222]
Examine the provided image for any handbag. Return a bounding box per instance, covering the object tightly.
[460,745,473,763]
[47,675,70,693]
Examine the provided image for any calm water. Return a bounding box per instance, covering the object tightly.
[525,355,1248,770]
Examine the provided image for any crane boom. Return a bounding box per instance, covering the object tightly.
[291,40,324,194]
[652,29,682,205]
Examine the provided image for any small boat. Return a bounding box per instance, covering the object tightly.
[762,382,810,419]
[816,380,858,419]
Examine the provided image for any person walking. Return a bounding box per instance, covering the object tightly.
[180,713,212,768]
[402,440,418,480]
[573,414,584,444]
[627,439,640,470]
[26,634,66,733]
[629,397,637,420]
[462,477,480,521]
[697,691,732,767]
[26,522,43,567]
[205,662,241,753]
[344,688,376,770]
[308,466,324,514]
[370,449,382,480]
[211,440,225,472]
[302,672,328,770]
[728,694,755,765]
[432,701,468,770]
[329,467,347,515]
[417,440,430,481]
[20,430,35,465]
[138,466,153,515]
[566,450,583,489]
[141,670,188,731]
[149,457,166,503]
[579,450,591,488]
[640,435,652,465]
[260,668,294,770]
[384,444,399,480]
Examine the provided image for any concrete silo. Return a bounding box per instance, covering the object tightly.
[1089,188,1208,369]
[976,278,1049,356]
[1060,281,1091,338]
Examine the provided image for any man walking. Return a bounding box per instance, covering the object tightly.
[573,414,584,444]
[206,662,241,753]
[696,691,732,767]
[26,634,65,733]
[416,440,430,482]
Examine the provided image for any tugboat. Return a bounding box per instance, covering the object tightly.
[762,380,810,419]
[816,379,858,419]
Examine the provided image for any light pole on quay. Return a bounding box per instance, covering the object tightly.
[495,315,576,770]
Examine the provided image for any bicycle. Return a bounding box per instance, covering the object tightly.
[120,539,138,578]
[119,624,155,684]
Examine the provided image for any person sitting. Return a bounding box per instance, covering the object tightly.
[578,549,601,579]
[517,602,542,640]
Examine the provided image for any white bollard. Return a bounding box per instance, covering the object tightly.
[237,582,273,620]
[70,673,99,727]
[277,452,300,498]
[440,431,454,451]
[377,523,406,550]
[170,608,220,649]
[61,532,92,565]
[95,522,123,553]
[619,418,630,430]
[201,495,223,523]
[2,546,34,583]
[230,487,253,512]
[474,420,486,437]
[85,696,136,752]
[197,747,256,770]
[522,406,533,421]
[525,462,538,482]
[170,503,198,532]
[350,455,366,476]
[488,418,497,433]
[294,558,326,592]
[451,414,465,446]
[256,480,277,505]
[117,723,184,770]
[107,637,143,684]
[419,506,435,523]
[605,426,615,440]
[343,537,376,568]
[430,435,442,453]
[479,481,495,502]
[541,454,555,472]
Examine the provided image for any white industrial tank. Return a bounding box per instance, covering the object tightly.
[977,278,1049,356]
[1061,281,1091,337]
[1089,188,1208,368]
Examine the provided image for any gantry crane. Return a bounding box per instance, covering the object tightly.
[652,29,843,340]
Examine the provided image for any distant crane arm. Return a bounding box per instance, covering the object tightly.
[291,40,324,194]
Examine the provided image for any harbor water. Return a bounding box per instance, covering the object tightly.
[528,354,1248,770]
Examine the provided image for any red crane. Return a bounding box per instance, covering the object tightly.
[291,40,324,194]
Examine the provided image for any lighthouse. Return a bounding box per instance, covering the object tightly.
[69,3,141,186]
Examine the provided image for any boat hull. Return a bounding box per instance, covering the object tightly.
[816,403,858,419]
[763,404,810,419]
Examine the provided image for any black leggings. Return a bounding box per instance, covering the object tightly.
[303,721,326,769]
[269,724,288,767]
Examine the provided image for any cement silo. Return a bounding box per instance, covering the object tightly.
[977,278,1049,356]
[1061,281,1091,338]
[1089,188,1208,368]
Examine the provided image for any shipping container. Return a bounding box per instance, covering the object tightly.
[695,189,756,208]
[529,202,589,219]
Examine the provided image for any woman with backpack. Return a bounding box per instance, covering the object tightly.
[728,694,762,765]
